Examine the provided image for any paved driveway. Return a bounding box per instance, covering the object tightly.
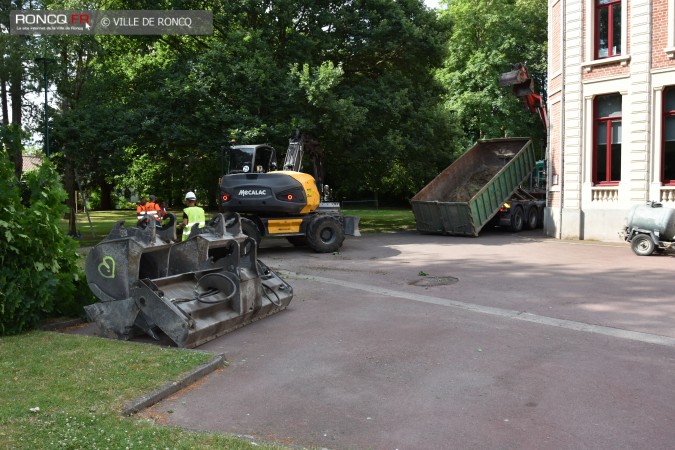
[138,229,675,450]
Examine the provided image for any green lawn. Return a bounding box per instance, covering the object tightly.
[64,207,416,248]
[0,332,287,449]
[343,207,416,234]
[62,210,139,247]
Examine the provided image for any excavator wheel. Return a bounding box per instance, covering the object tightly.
[307,215,345,253]
[240,218,262,248]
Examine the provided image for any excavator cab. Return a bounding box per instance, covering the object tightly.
[227,144,278,174]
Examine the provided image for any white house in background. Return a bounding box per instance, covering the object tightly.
[546,0,675,240]
[22,155,43,173]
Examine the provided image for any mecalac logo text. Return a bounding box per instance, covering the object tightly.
[238,189,268,196]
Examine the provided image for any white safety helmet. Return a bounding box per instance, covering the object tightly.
[185,191,197,201]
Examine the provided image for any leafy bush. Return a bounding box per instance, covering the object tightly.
[0,153,94,335]
[85,188,101,210]
[87,189,137,211]
[114,194,137,210]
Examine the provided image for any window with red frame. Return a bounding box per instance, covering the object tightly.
[596,0,621,59]
[663,88,675,184]
[594,94,622,184]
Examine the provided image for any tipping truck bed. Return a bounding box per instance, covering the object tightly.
[410,138,536,236]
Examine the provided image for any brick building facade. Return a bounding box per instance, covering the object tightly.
[546,0,675,240]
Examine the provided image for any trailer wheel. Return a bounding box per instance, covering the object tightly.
[631,234,656,256]
[240,218,262,248]
[509,206,524,232]
[307,215,345,253]
[526,206,539,230]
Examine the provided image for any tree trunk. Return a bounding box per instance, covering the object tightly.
[1,77,8,126]
[8,56,23,180]
[99,177,113,210]
[64,160,78,236]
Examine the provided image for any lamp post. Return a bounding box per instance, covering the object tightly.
[35,57,55,158]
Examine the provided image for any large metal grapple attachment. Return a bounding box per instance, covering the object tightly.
[84,212,293,348]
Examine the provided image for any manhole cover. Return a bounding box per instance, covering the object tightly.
[409,276,459,287]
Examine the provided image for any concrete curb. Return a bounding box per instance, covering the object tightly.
[122,353,225,416]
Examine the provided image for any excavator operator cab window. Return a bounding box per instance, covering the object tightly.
[254,146,276,173]
[228,147,255,174]
[228,145,277,174]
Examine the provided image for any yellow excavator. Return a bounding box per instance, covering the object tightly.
[219,132,360,252]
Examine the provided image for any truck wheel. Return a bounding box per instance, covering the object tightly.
[509,206,524,232]
[307,215,345,253]
[526,206,539,230]
[631,234,655,256]
[538,207,545,228]
[240,218,262,248]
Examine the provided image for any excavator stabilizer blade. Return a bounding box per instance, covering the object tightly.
[84,213,293,348]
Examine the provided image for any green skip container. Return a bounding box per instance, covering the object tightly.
[411,138,536,236]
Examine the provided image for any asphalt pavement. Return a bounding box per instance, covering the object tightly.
[79,228,675,450]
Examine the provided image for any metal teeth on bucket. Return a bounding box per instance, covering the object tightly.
[498,65,535,97]
[84,212,293,348]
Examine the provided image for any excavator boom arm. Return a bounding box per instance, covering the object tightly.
[499,64,548,132]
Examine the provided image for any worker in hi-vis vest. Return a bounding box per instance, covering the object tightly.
[146,195,162,227]
[136,197,151,220]
[180,191,206,241]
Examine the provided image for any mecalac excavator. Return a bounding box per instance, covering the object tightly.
[84,212,293,348]
[219,132,360,253]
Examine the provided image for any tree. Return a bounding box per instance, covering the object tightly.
[36,0,461,210]
[0,0,36,180]
[210,0,461,200]
[0,150,93,335]
[99,0,459,204]
[437,0,548,153]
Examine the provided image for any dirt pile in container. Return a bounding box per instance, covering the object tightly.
[445,166,501,202]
